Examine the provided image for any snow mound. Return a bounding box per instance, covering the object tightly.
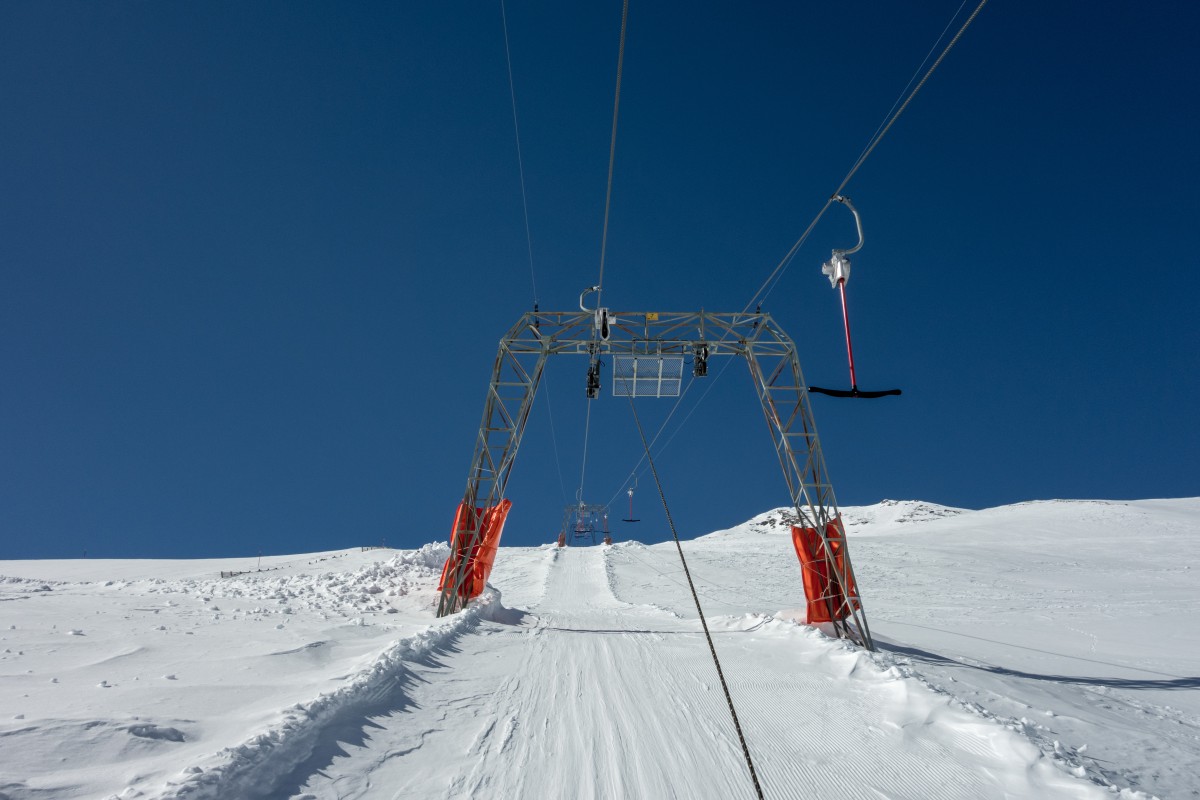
[138,544,452,617]
[0,543,460,800]
[839,499,968,533]
[152,591,507,800]
[705,500,968,540]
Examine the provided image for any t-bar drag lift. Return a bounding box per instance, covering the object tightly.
[808,195,902,399]
[622,475,640,523]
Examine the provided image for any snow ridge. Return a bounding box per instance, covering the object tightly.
[838,498,968,531]
[865,640,1151,797]
[150,542,452,617]
[149,588,500,800]
[736,499,966,534]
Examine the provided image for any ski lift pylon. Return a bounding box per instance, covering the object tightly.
[561,502,609,546]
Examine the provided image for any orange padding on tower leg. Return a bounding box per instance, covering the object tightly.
[791,518,859,623]
[439,499,514,601]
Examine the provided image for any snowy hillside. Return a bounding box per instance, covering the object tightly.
[726,499,968,537]
[1,499,1197,799]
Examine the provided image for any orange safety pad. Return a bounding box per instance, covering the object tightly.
[791,518,858,623]
[438,499,514,600]
[438,501,473,592]
[467,499,513,598]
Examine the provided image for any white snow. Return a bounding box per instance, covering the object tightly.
[1,499,1196,799]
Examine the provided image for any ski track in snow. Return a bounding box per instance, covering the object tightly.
[2,499,1196,799]
[152,594,505,800]
[285,546,1114,800]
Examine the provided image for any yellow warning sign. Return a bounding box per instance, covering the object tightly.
[645,312,659,321]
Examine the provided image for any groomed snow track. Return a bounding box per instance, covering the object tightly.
[184,546,1112,800]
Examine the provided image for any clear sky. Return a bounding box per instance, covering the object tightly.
[2,2,1197,559]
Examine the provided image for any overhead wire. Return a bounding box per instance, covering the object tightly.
[830,0,989,205]
[850,0,970,175]
[605,358,734,511]
[595,0,631,309]
[635,358,736,472]
[578,0,631,507]
[747,0,989,313]
[604,374,696,508]
[577,400,593,506]
[500,0,567,504]
[543,379,569,505]
[606,0,989,505]
[558,15,766,780]
[627,396,765,800]
[748,0,967,340]
[500,0,539,305]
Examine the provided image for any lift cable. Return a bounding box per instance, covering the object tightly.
[577,399,593,507]
[745,0,989,315]
[499,0,568,504]
[634,358,737,476]
[578,0,631,507]
[500,0,538,305]
[604,0,989,505]
[606,358,737,511]
[851,0,970,178]
[627,396,765,800]
[604,374,695,509]
[595,0,630,309]
[832,0,988,212]
[755,0,971,314]
[543,378,569,505]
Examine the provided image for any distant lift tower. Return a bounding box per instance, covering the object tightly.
[560,503,610,546]
[435,309,872,650]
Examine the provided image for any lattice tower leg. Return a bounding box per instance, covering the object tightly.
[436,326,548,617]
[742,337,874,650]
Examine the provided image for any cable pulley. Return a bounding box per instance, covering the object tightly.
[693,343,709,377]
[808,196,902,400]
[580,285,608,400]
[579,285,611,342]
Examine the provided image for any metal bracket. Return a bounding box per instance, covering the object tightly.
[579,285,610,341]
[822,195,864,288]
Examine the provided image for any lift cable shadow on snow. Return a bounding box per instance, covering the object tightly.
[876,637,1199,690]
[875,619,1186,677]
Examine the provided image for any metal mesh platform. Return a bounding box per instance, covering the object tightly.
[611,355,684,397]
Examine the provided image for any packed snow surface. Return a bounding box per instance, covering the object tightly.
[1,499,1197,799]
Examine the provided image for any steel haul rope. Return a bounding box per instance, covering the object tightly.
[578,0,631,505]
[606,0,991,505]
[595,0,630,308]
[500,0,538,305]
[499,0,568,504]
[627,396,766,800]
[850,0,970,174]
[746,0,990,313]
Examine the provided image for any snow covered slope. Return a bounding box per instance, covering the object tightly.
[1,499,1196,799]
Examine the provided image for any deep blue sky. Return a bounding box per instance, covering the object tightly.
[2,2,1197,559]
